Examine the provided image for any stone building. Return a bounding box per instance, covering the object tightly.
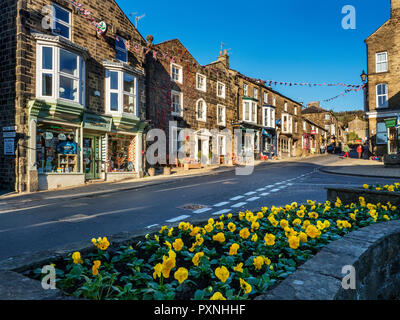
[364,0,400,156]
[302,102,345,147]
[1,0,148,192]
[145,40,237,166]
[227,71,304,160]
[347,116,367,142]
[301,118,328,155]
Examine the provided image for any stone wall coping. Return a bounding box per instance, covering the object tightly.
[256,220,400,300]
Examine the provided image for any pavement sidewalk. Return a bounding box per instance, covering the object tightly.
[319,157,400,179]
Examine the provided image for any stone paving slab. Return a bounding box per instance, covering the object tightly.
[320,158,400,179]
[0,271,63,300]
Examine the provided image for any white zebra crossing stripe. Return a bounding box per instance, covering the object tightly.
[166,215,190,223]
[231,202,247,208]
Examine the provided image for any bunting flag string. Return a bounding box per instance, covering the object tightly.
[70,0,364,90]
[70,0,106,35]
[321,84,366,102]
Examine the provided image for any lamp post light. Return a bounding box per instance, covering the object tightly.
[360,70,367,83]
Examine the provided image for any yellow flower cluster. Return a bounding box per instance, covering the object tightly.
[91,237,110,251]
[92,260,101,276]
[72,251,83,264]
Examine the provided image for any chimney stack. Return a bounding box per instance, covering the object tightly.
[217,49,229,68]
[391,0,400,17]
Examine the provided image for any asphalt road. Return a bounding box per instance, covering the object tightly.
[0,154,397,261]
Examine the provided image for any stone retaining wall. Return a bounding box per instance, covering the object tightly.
[256,220,400,300]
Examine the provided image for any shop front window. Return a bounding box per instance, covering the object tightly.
[36,123,80,174]
[388,126,399,154]
[108,135,136,173]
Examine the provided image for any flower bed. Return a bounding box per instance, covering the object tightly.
[30,195,400,300]
[363,183,400,193]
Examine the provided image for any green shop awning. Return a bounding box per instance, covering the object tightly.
[112,115,148,133]
[29,99,84,123]
[83,113,112,132]
[385,119,397,128]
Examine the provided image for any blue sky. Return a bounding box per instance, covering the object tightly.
[116,0,390,112]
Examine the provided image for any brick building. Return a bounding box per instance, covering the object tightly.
[1,0,149,192]
[364,0,400,157]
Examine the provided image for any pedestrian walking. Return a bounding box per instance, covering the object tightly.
[343,144,350,159]
[357,144,363,159]
[362,144,369,160]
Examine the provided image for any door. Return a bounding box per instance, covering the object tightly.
[83,136,100,180]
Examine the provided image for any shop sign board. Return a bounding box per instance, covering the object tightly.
[83,113,112,132]
[3,126,17,132]
[4,138,14,155]
[3,131,16,138]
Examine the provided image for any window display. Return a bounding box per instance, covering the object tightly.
[388,127,399,155]
[108,135,135,173]
[36,123,79,174]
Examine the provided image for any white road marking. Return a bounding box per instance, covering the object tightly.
[214,202,230,207]
[270,189,280,193]
[146,224,159,229]
[244,191,256,196]
[166,215,191,223]
[230,195,244,201]
[287,183,294,186]
[193,207,212,214]
[231,202,247,208]
[247,197,260,202]
[265,185,273,188]
[260,192,270,196]
[212,209,232,216]
[256,188,266,192]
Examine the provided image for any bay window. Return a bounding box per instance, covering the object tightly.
[37,44,85,104]
[106,69,137,116]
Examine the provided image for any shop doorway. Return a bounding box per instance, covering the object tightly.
[83,135,101,180]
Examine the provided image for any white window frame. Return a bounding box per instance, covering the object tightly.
[115,35,128,63]
[171,90,183,117]
[217,82,226,99]
[294,106,297,115]
[253,88,258,99]
[303,121,307,131]
[376,122,388,145]
[243,83,248,96]
[218,135,226,156]
[36,43,85,105]
[376,52,388,73]
[325,114,330,121]
[52,3,71,40]
[196,99,207,122]
[196,73,207,92]
[284,102,288,112]
[217,104,226,126]
[263,92,268,104]
[105,69,138,117]
[272,96,276,106]
[376,83,388,108]
[282,113,293,134]
[171,63,183,84]
[242,101,257,123]
[263,107,275,128]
